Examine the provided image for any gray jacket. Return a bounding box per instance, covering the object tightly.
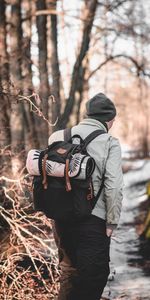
[48,118,123,227]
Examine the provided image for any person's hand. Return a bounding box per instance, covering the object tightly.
[106,227,113,237]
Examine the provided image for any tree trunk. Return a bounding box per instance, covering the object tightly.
[58,0,98,129]
[0,1,11,174]
[76,57,90,124]
[9,0,25,176]
[36,0,50,147]
[22,0,39,149]
[48,0,61,130]
[0,0,11,148]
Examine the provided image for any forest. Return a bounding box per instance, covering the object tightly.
[0,0,150,299]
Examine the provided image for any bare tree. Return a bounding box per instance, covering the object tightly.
[36,0,50,146]
[22,0,39,149]
[57,0,98,129]
[0,0,150,162]
[8,0,26,175]
[0,0,11,151]
[47,0,61,128]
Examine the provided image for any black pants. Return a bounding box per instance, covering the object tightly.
[55,215,110,300]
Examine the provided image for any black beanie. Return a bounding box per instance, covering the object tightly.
[86,93,116,122]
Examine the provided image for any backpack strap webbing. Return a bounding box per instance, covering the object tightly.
[64,128,71,142]
[91,175,105,209]
[82,129,106,209]
[82,129,105,150]
[64,127,106,208]
[64,128,105,145]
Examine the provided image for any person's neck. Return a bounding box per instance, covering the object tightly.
[100,121,108,132]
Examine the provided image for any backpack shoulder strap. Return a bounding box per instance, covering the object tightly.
[64,128,105,146]
[84,129,106,208]
[83,129,105,149]
[64,128,72,142]
[91,175,105,209]
[64,128,83,144]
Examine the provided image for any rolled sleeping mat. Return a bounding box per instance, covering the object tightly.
[68,153,95,179]
[26,149,95,180]
[26,150,41,175]
[26,149,65,177]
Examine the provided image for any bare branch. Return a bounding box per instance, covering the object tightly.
[58,0,98,128]
[88,54,150,79]
[18,94,58,127]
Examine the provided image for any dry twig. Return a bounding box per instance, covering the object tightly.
[0,173,60,300]
[18,93,58,128]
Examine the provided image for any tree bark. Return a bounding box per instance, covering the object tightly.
[36,0,50,146]
[9,0,25,176]
[58,0,98,129]
[48,0,61,129]
[0,0,11,151]
[22,0,39,149]
[76,57,90,124]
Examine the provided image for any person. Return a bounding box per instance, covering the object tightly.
[48,93,124,300]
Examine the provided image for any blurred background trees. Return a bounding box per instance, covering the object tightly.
[0,1,150,299]
[0,0,150,175]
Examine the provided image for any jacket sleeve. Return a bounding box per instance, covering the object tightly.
[104,138,123,226]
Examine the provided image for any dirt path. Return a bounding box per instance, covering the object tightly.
[102,164,150,300]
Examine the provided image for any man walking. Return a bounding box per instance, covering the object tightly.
[49,93,123,300]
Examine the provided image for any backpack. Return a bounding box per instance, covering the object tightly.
[27,128,105,222]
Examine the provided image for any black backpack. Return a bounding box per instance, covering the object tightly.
[32,128,105,222]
